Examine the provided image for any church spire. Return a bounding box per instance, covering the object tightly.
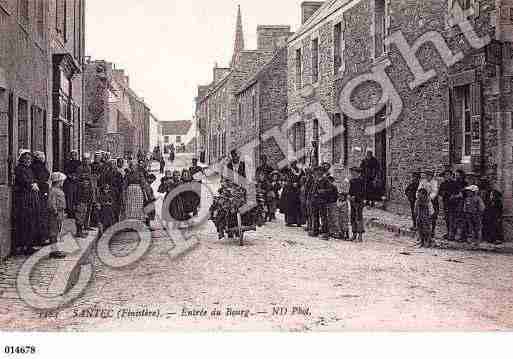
[231,5,245,68]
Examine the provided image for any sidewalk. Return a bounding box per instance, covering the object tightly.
[0,219,98,314]
[365,207,513,254]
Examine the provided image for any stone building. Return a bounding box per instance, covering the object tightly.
[0,0,85,259]
[84,59,151,159]
[288,0,513,237]
[236,45,290,168]
[149,112,162,153]
[195,6,291,167]
[161,120,193,148]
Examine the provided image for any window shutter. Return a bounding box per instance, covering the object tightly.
[385,0,391,54]
[7,91,14,185]
[451,88,463,164]
[473,0,479,17]
[470,81,482,167]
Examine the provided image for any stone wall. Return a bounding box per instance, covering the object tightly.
[258,47,289,168]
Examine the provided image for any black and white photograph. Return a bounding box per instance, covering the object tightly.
[0,0,512,357]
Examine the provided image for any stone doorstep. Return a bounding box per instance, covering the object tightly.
[366,213,513,254]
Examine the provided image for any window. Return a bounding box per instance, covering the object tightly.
[164,136,169,143]
[56,0,66,41]
[296,48,302,89]
[251,94,256,125]
[334,23,342,74]
[30,106,44,152]
[312,38,319,83]
[238,100,242,126]
[176,136,182,144]
[374,0,386,58]
[18,0,29,25]
[462,85,471,157]
[458,0,472,10]
[18,98,28,150]
[74,0,81,59]
[37,0,45,38]
[332,114,342,164]
[343,116,349,166]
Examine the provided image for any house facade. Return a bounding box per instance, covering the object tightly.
[236,45,290,168]
[288,0,513,236]
[149,112,162,152]
[0,0,85,258]
[195,6,291,166]
[161,120,193,149]
[84,58,151,159]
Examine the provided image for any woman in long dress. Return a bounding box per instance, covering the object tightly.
[281,161,304,226]
[63,150,81,218]
[14,150,41,255]
[31,151,50,245]
[123,161,147,221]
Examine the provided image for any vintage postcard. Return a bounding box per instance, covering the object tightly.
[1,0,513,350]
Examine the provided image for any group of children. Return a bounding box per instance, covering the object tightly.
[405,169,504,248]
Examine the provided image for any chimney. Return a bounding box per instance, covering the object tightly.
[213,65,231,84]
[257,25,293,51]
[197,85,210,99]
[301,1,324,24]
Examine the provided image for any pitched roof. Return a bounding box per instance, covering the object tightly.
[161,121,193,135]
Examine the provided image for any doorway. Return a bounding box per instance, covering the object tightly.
[374,108,387,195]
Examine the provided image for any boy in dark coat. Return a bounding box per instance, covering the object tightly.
[405,171,421,231]
[349,167,365,242]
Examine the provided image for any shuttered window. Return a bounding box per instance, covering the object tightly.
[312,38,319,82]
[332,114,342,165]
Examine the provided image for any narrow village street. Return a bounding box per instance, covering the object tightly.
[1,153,513,332]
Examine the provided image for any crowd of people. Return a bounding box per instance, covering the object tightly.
[209,151,370,242]
[13,144,505,257]
[209,150,504,248]
[405,167,504,248]
[13,149,158,257]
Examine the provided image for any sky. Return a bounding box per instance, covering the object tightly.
[85,0,303,123]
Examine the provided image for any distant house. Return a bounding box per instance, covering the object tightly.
[161,120,194,149]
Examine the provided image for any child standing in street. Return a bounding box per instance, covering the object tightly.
[415,188,434,248]
[99,184,116,231]
[48,172,67,259]
[463,185,485,247]
[325,176,341,240]
[267,171,281,221]
[159,156,166,174]
[337,192,350,241]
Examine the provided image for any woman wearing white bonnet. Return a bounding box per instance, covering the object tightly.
[14,149,40,255]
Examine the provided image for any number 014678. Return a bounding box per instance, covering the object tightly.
[4,346,36,355]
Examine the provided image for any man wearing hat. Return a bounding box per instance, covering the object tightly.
[463,184,485,247]
[439,169,458,240]
[349,166,365,241]
[310,166,331,238]
[75,153,94,237]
